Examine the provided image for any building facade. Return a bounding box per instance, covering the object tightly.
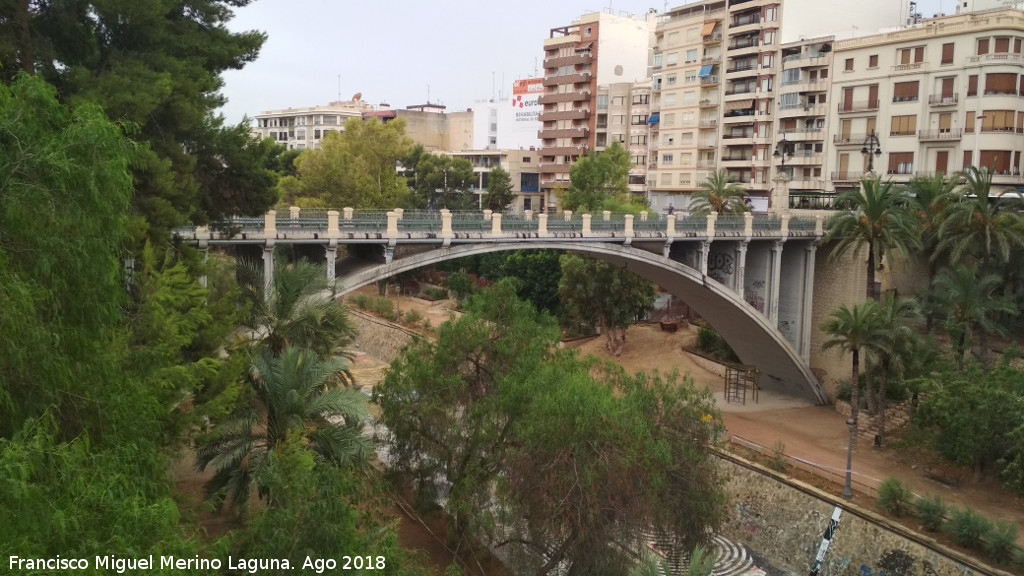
[252,99,373,150]
[450,150,542,212]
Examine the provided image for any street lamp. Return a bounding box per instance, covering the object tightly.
[860,132,883,174]
[773,134,795,171]
[843,418,856,500]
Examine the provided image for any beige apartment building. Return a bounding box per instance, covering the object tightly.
[827,7,1024,195]
[449,149,542,212]
[252,99,373,150]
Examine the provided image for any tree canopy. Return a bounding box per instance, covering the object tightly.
[561,141,633,212]
[690,170,748,215]
[482,165,516,211]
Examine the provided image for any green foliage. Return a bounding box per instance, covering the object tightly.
[695,325,740,363]
[687,544,717,576]
[286,118,414,209]
[937,166,1024,269]
[821,301,884,423]
[403,309,424,325]
[559,253,656,356]
[409,153,476,209]
[931,265,1014,369]
[691,170,749,215]
[944,506,992,549]
[350,293,373,310]
[500,250,563,315]
[482,165,516,211]
[560,141,631,212]
[985,521,1019,564]
[915,494,948,532]
[445,271,475,301]
[195,347,372,511]
[418,286,449,301]
[768,441,788,472]
[876,477,914,516]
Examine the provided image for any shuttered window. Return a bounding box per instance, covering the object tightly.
[968,75,978,96]
[978,38,990,55]
[985,73,1017,94]
[890,115,917,136]
[979,150,1011,171]
[981,110,1014,131]
[938,113,952,132]
[941,43,955,64]
[893,81,919,101]
[995,37,1010,53]
[965,112,976,133]
[915,47,924,62]
[888,152,914,174]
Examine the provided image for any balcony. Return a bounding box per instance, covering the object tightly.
[833,133,870,145]
[703,34,723,44]
[538,109,590,122]
[543,53,594,69]
[789,192,839,210]
[830,171,865,183]
[538,91,591,104]
[781,52,831,70]
[727,40,760,52]
[891,62,924,73]
[779,129,824,141]
[701,75,720,85]
[696,161,716,169]
[918,129,963,141]
[540,146,587,157]
[542,72,592,87]
[698,140,717,150]
[699,99,720,108]
[699,119,718,128]
[787,153,824,165]
[928,94,958,107]
[721,156,753,166]
[538,128,588,139]
[838,99,880,113]
[725,64,759,77]
[967,53,1024,64]
[701,56,721,65]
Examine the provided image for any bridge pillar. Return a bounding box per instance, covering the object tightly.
[483,209,493,221]
[582,214,592,235]
[264,210,277,236]
[768,240,785,325]
[699,241,711,276]
[325,241,338,282]
[624,214,634,237]
[538,213,549,237]
[491,213,503,236]
[262,242,275,296]
[395,208,404,220]
[524,209,533,221]
[799,242,818,361]
[386,211,399,236]
[343,207,354,220]
[289,206,300,219]
[602,210,611,221]
[666,214,676,238]
[327,211,339,236]
[744,212,753,237]
[814,214,824,236]
[735,241,748,294]
[781,212,791,236]
[440,209,453,237]
[563,210,572,221]
[640,211,648,222]
[706,211,718,237]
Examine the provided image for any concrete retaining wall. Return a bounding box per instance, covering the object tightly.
[348,309,418,364]
[717,451,1010,576]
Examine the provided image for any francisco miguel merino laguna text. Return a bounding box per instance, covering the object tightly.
[9,554,384,573]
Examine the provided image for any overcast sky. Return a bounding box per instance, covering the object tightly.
[218,0,948,124]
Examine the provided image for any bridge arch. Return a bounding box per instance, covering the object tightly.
[337,242,827,404]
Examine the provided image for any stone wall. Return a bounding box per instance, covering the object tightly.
[717,451,1010,576]
[348,309,418,364]
[809,243,868,401]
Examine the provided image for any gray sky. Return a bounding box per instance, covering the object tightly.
[218,0,947,125]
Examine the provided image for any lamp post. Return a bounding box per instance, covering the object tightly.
[843,418,856,500]
[773,133,795,171]
[860,132,883,175]
[771,134,795,213]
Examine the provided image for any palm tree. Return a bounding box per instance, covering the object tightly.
[824,176,919,301]
[195,346,372,511]
[870,294,921,445]
[906,174,957,330]
[937,166,1024,272]
[690,170,749,215]
[822,301,884,423]
[239,257,355,359]
[931,265,1015,370]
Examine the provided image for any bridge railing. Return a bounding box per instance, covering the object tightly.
[788,217,817,232]
[547,219,583,233]
[677,215,707,232]
[752,216,782,233]
[715,214,746,232]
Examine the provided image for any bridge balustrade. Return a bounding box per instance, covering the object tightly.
[752,217,782,233]
[715,214,746,233]
[788,217,817,233]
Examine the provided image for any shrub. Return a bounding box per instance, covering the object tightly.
[349,294,372,310]
[915,494,948,532]
[368,297,397,321]
[768,441,788,472]
[1014,546,1024,568]
[985,521,1019,564]
[419,286,448,301]
[944,506,992,549]
[445,271,474,301]
[696,325,718,353]
[403,309,423,325]
[876,477,914,517]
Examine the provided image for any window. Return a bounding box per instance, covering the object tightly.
[631,114,649,125]
[653,53,663,67]
[941,43,955,64]
[686,49,699,62]
[887,152,914,174]
[666,52,679,66]
[844,58,854,71]
[893,81,919,102]
[584,26,592,37]
[869,55,879,68]
[685,70,697,83]
[314,129,321,139]
[965,111,977,132]
[630,135,648,145]
[968,75,978,96]
[681,111,695,124]
[979,150,1012,172]
[612,96,625,106]
[890,115,917,136]
[597,94,609,109]
[632,94,649,105]
[632,155,646,165]
[682,91,696,104]
[821,69,829,79]
[680,133,694,145]
[662,154,674,165]
[612,115,625,125]
[985,73,1017,94]
[915,47,924,62]
[523,157,531,163]
[981,110,1015,132]
[662,113,675,126]
[978,38,989,55]
[995,37,1010,53]
[666,74,678,86]
[661,173,673,185]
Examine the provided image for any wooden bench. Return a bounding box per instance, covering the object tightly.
[924,464,964,487]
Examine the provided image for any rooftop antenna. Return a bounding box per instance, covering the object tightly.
[427,85,431,104]
[337,75,341,102]
[492,71,496,100]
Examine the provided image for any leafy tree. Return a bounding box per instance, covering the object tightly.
[195,346,371,511]
[560,141,631,212]
[870,294,921,445]
[500,250,563,316]
[559,254,656,355]
[931,265,1014,370]
[444,270,475,302]
[286,117,414,209]
[821,301,884,423]
[690,170,748,215]
[824,176,919,301]
[482,165,516,211]
[410,153,476,209]
[239,258,355,359]
[937,166,1024,271]
[376,280,561,541]
[1,0,273,242]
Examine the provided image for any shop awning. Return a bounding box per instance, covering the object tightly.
[698,65,714,78]
[575,42,593,51]
[700,22,717,37]
[647,113,660,125]
[724,99,754,111]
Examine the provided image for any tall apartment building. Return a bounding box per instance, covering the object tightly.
[826,7,1024,195]
[539,11,655,210]
[592,82,653,197]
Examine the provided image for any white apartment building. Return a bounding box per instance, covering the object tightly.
[252,99,373,150]
[449,150,542,212]
[826,7,1024,194]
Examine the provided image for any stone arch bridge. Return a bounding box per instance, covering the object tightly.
[175,207,828,404]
